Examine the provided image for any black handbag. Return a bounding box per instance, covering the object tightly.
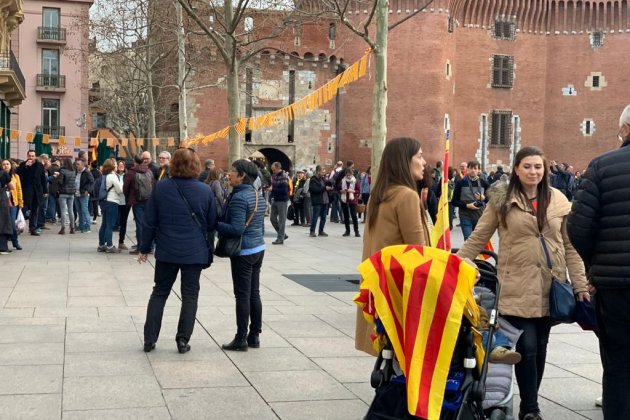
[540,233,576,323]
[214,186,259,258]
[172,179,214,269]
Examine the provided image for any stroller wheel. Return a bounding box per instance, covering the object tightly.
[370,370,384,388]
[488,409,506,420]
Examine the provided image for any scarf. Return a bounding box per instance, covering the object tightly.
[341,176,356,203]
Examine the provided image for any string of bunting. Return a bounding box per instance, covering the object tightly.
[0,50,371,150]
[0,127,178,149]
[181,49,372,147]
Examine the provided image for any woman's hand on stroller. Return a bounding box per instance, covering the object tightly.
[462,258,481,283]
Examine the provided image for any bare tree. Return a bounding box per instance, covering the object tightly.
[316,0,435,178]
[174,0,307,163]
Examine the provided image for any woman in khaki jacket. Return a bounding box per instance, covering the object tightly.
[356,137,431,355]
[457,146,589,420]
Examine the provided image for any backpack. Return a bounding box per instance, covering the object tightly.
[98,175,114,201]
[135,171,153,201]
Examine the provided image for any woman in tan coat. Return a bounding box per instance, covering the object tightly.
[356,137,431,355]
[457,146,589,420]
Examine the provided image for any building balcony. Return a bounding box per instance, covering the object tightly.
[37,27,67,44]
[0,51,26,106]
[36,74,66,93]
[36,126,66,139]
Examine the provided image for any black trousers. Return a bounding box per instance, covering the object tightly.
[596,289,630,420]
[341,202,359,233]
[293,202,305,225]
[144,260,202,344]
[501,315,552,415]
[229,251,264,339]
[118,204,131,244]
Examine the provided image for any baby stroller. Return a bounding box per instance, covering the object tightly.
[364,249,514,420]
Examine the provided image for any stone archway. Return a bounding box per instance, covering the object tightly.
[258,147,292,173]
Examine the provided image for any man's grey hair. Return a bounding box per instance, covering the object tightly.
[205,159,214,169]
[159,151,171,159]
[620,104,630,127]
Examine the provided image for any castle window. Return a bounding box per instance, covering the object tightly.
[491,55,514,88]
[582,119,596,136]
[494,20,515,40]
[591,31,603,48]
[490,110,512,146]
[592,75,600,87]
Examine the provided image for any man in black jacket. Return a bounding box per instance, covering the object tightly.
[308,165,330,237]
[567,104,630,420]
[16,150,48,235]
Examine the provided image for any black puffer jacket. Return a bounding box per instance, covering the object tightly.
[57,169,77,195]
[567,139,630,289]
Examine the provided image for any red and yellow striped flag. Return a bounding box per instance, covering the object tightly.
[431,135,451,250]
[355,245,480,419]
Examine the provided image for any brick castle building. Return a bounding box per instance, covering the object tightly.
[154,0,630,173]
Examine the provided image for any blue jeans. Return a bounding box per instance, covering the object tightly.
[75,195,91,231]
[37,197,48,228]
[460,217,478,240]
[330,191,342,222]
[310,204,328,234]
[132,203,146,248]
[46,194,57,222]
[9,206,18,246]
[98,201,119,247]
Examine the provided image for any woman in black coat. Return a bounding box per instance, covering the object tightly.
[138,149,217,354]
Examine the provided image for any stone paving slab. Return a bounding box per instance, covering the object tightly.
[0,217,605,419]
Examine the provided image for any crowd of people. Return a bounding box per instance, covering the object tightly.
[1,105,628,420]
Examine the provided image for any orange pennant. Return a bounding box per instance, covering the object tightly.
[121,138,128,147]
[74,137,81,147]
[26,132,34,142]
[152,138,160,146]
[43,134,50,144]
[58,135,65,146]
[10,130,18,140]
[167,137,175,147]
[90,137,98,146]
[136,138,144,147]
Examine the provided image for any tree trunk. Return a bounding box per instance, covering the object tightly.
[175,1,188,143]
[226,59,240,165]
[146,12,157,157]
[371,0,388,180]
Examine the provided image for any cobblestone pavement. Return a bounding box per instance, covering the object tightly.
[0,217,603,419]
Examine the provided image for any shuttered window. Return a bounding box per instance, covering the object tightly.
[490,111,512,146]
[491,55,514,88]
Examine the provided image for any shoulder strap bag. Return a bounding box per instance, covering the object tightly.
[172,179,214,269]
[541,232,576,323]
[214,186,259,258]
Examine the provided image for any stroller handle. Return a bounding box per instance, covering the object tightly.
[451,248,498,265]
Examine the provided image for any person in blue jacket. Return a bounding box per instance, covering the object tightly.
[218,159,267,351]
[138,148,217,354]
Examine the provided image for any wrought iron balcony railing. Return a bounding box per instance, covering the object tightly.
[37,26,67,42]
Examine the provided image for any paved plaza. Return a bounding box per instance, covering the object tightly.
[0,217,603,419]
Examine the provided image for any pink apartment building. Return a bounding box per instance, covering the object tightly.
[12,0,93,159]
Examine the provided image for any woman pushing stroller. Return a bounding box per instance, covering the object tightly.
[457,146,590,420]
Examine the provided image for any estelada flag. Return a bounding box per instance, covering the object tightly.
[431,136,451,250]
[478,240,495,261]
[355,245,480,420]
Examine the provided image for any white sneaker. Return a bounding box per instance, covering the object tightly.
[595,396,603,407]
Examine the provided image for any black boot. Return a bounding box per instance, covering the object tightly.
[176,339,191,354]
[355,230,361,237]
[247,333,260,348]
[342,230,351,237]
[222,336,248,351]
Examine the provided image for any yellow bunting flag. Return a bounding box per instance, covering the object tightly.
[136,138,144,147]
[74,137,81,147]
[10,130,18,140]
[58,135,65,146]
[43,134,50,144]
[106,138,115,147]
[167,137,175,147]
[26,132,34,142]
[121,138,128,147]
[90,137,98,146]
[152,138,160,146]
